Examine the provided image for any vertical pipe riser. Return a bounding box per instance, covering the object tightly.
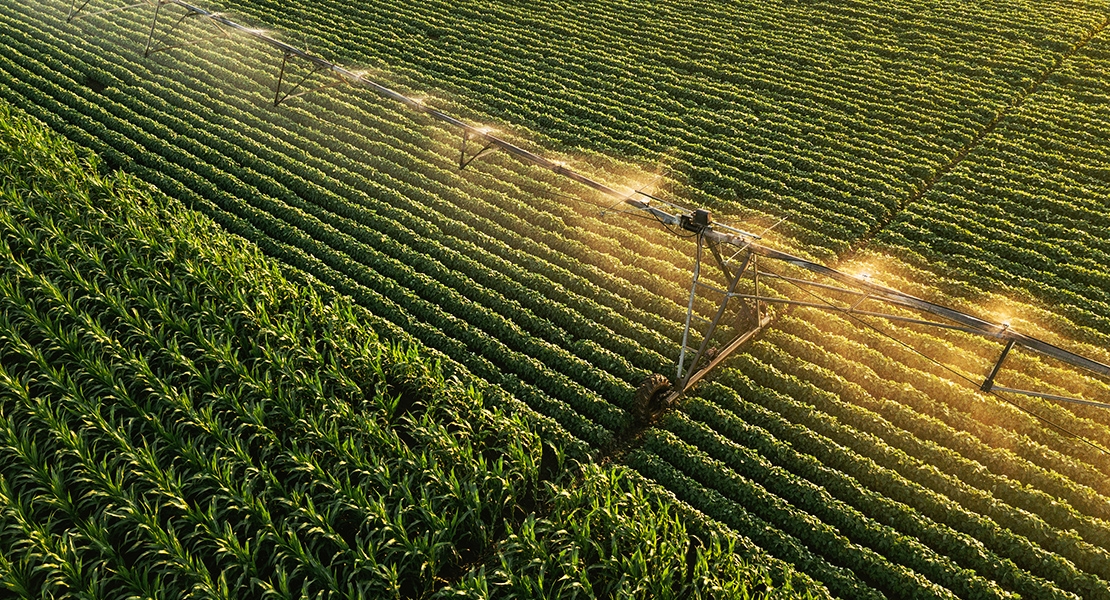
[677,237,704,383]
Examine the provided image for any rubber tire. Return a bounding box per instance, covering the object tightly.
[634,373,673,424]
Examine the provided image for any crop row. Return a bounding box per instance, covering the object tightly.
[11,0,1110,596]
[211,0,1107,251]
[441,463,821,599]
[665,408,1077,599]
[877,32,1110,334]
[807,251,1110,435]
[643,426,1010,600]
[772,314,1110,530]
[58,0,763,370]
[650,345,1106,599]
[708,360,1110,598]
[0,8,674,448]
[87,1,706,299]
[684,384,1110,596]
[0,99,830,598]
[0,159,556,597]
[625,448,886,600]
[51,1,697,307]
[773,311,1110,499]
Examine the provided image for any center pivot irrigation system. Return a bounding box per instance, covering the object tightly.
[66,0,1110,431]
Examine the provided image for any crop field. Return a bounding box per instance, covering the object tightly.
[2,0,1110,597]
[0,102,787,598]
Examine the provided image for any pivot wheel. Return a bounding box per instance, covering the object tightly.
[634,373,673,424]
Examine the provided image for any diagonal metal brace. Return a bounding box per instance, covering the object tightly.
[144,0,230,57]
[981,339,1016,392]
[458,129,499,169]
[273,52,346,106]
[680,313,771,395]
[706,238,733,282]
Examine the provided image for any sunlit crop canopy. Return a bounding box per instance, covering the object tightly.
[64,0,1110,436]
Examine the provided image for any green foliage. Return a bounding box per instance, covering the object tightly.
[438,464,813,600]
[3,0,1110,598]
[0,100,542,598]
[0,99,810,598]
